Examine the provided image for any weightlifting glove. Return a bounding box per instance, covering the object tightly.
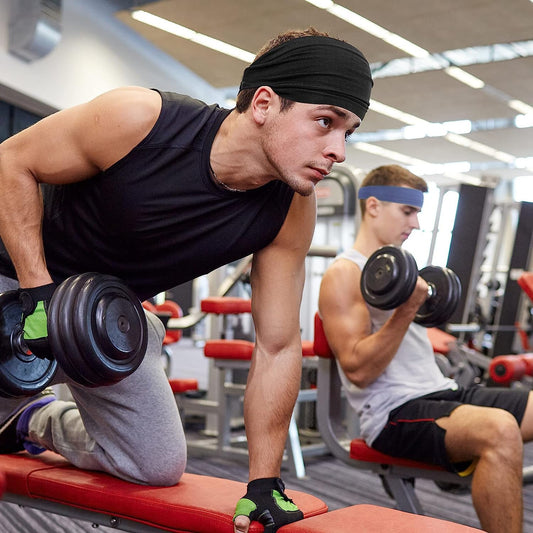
[19,283,57,358]
[233,477,303,532]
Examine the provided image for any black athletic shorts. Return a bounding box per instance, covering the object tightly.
[371,386,530,473]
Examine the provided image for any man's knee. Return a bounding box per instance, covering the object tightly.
[129,425,187,486]
[142,454,186,486]
[481,409,523,458]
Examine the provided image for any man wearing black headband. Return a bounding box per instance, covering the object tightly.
[319,165,532,533]
[0,28,373,533]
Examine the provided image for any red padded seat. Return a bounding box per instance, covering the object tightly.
[204,339,255,360]
[313,313,334,358]
[350,438,446,472]
[204,339,316,360]
[200,297,252,314]
[284,504,481,532]
[156,301,183,344]
[168,378,199,394]
[302,339,315,356]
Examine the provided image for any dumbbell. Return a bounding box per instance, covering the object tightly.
[360,245,462,328]
[0,273,148,398]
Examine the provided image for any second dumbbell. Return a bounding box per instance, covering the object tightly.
[360,245,461,327]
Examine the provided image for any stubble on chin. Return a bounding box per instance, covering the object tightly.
[282,174,316,197]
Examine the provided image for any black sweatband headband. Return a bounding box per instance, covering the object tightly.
[358,186,424,208]
[240,36,373,119]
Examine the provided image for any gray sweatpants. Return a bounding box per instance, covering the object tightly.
[0,275,187,486]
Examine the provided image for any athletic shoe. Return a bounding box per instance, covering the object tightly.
[0,389,56,454]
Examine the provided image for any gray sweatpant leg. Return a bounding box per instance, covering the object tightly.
[0,275,187,486]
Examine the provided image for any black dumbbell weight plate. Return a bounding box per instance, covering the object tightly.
[48,273,148,387]
[415,267,461,327]
[361,246,418,310]
[0,291,57,398]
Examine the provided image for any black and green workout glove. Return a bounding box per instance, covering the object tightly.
[19,283,57,358]
[233,477,303,532]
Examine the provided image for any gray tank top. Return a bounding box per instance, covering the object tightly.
[335,249,456,445]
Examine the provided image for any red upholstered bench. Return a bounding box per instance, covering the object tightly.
[312,312,471,515]
[143,300,184,345]
[169,378,199,395]
[0,453,481,532]
[204,339,316,360]
[201,296,252,315]
[204,338,255,360]
[350,438,447,472]
[0,452,325,532]
[284,504,482,532]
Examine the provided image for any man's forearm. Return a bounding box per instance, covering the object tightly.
[243,346,301,480]
[0,164,51,286]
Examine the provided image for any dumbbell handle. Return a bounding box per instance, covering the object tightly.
[425,281,435,301]
[9,323,53,360]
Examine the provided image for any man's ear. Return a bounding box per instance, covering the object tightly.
[365,196,381,217]
[250,86,277,125]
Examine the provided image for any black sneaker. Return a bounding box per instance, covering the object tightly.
[0,389,56,454]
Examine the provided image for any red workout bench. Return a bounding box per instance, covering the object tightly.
[313,312,472,516]
[0,452,481,532]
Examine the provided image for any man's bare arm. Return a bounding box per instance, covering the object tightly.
[244,192,316,479]
[319,260,428,388]
[0,87,161,287]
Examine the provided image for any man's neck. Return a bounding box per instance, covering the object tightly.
[210,111,274,191]
[352,226,383,258]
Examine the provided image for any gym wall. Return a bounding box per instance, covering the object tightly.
[0,0,223,113]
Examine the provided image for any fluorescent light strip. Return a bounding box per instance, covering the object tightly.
[131,10,255,63]
[444,66,485,89]
[354,142,481,184]
[305,0,429,57]
[304,0,490,92]
[354,142,427,165]
[509,100,533,115]
[366,101,518,165]
[369,100,429,126]
[445,133,516,163]
[515,114,533,128]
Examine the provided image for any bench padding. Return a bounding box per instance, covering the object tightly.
[350,438,446,472]
[0,452,325,532]
[0,452,481,532]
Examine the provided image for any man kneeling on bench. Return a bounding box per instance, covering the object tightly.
[318,164,533,533]
[0,27,374,533]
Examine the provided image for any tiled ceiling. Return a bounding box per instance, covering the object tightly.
[116,0,533,188]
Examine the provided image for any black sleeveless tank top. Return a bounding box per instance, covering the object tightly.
[0,91,295,300]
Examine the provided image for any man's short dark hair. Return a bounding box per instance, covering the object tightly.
[235,28,330,114]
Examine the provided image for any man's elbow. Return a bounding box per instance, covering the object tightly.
[342,367,374,389]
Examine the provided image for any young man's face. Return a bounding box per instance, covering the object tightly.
[261,101,360,196]
[377,201,421,247]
